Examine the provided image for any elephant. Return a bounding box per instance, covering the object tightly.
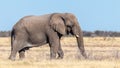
[9,13,87,61]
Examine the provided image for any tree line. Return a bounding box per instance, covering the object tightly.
[83,30,120,37]
[0,30,120,37]
[0,31,11,37]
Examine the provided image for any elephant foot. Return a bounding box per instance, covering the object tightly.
[8,56,15,61]
[19,57,25,60]
[57,50,64,59]
[19,54,25,60]
[50,52,57,59]
[83,53,88,59]
[19,55,25,60]
[57,56,63,59]
[80,52,88,59]
[50,57,56,59]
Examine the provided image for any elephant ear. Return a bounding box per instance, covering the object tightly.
[50,14,66,35]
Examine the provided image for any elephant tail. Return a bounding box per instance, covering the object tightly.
[11,29,15,50]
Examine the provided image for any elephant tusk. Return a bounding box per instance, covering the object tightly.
[76,35,79,37]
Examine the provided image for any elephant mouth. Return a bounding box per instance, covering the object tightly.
[66,28,79,37]
[66,29,74,36]
[66,30,79,38]
[66,26,73,35]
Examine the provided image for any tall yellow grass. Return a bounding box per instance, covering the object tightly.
[0,37,120,68]
[0,59,119,68]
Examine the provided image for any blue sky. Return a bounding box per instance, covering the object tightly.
[0,0,120,31]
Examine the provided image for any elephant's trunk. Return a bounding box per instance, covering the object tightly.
[73,25,87,59]
[76,34,87,59]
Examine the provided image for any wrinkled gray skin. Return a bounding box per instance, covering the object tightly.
[9,13,87,61]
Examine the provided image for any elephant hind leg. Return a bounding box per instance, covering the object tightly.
[19,50,25,60]
[9,38,28,61]
[9,50,17,61]
[9,40,19,61]
[19,47,29,60]
[19,49,25,60]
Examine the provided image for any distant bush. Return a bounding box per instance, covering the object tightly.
[0,31,11,37]
[83,30,120,37]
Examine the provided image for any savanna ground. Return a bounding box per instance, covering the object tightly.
[0,37,120,68]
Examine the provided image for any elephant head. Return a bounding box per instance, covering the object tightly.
[50,13,87,58]
[50,13,81,36]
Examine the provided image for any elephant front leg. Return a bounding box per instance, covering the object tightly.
[49,36,60,59]
[57,42,64,59]
[50,47,56,59]
[57,48,64,59]
[49,42,59,59]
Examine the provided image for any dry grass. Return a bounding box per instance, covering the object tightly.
[0,37,10,46]
[0,37,120,68]
[0,59,119,68]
